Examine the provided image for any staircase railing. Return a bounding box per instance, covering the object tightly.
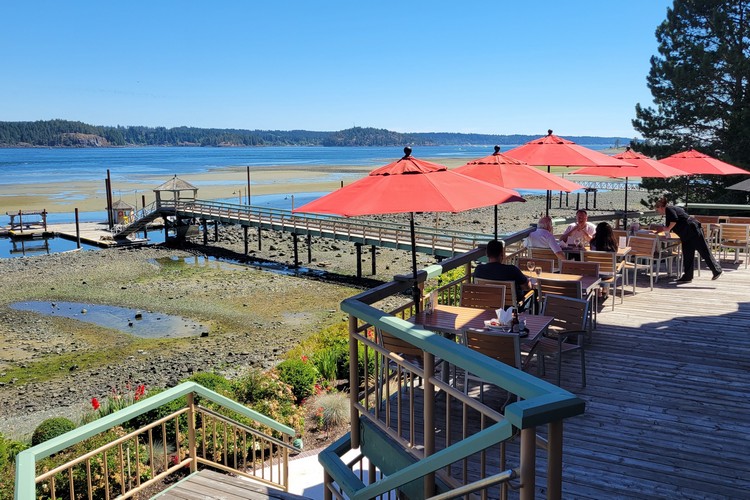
[15,382,296,499]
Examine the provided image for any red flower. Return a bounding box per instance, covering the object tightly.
[134,384,146,401]
[301,355,309,362]
[91,397,100,411]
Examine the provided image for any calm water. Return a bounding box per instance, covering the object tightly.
[0,145,610,258]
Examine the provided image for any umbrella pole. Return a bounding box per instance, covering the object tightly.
[623,177,629,229]
[494,205,498,240]
[410,212,421,313]
[547,165,551,216]
[685,176,690,207]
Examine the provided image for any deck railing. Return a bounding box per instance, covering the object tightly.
[319,230,586,500]
[14,382,296,500]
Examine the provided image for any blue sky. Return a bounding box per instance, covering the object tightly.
[1,1,674,138]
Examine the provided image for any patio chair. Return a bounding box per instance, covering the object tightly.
[462,329,525,407]
[518,257,555,273]
[718,223,750,268]
[376,328,447,390]
[635,232,677,280]
[726,216,750,224]
[459,283,506,310]
[560,260,600,324]
[537,277,594,333]
[622,236,657,293]
[528,247,561,272]
[473,278,536,313]
[582,250,625,310]
[535,295,589,387]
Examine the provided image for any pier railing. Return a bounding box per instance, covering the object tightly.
[14,382,296,500]
[163,199,498,257]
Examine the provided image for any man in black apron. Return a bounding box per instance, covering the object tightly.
[654,198,722,283]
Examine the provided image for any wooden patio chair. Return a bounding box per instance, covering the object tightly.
[718,223,750,268]
[535,295,589,387]
[537,277,594,333]
[528,247,561,272]
[636,231,678,279]
[473,278,536,313]
[462,329,525,407]
[376,328,447,390]
[726,216,750,224]
[582,250,625,310]
[622,236,657,292]
[518,257,555,273]
[459,283,506,310]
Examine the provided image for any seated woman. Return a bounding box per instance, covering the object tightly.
[590,222,618,252]
[589,222,618,298]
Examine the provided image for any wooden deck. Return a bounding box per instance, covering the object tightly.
[153,469,312,500]
[552,259,750,498]
[381,257,750,498]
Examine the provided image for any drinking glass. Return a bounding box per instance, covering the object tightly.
[526,260,535,272]
[574,237,582,248]
[535,266,542,278]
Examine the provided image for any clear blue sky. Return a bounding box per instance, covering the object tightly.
[1,1,674,138]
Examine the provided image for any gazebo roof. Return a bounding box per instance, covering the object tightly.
[154,175,197,191]
[111,199,134,210]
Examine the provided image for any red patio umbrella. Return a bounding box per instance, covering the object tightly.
[505,130,634,215]
[572,147,689,227]
[454,145,584,237]
[659,149,748,205]
[293,147,525,310]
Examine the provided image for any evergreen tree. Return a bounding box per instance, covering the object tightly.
[632,0,750,204]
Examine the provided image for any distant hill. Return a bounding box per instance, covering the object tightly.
[0,120,631,148]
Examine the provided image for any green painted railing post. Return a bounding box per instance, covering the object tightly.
[349,314,360,448]
[187,392,197,473]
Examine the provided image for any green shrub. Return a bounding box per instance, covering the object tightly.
[126,388,188,444]
[31,417,76,446]
[276,358,319,403]
[232,369,304,434]
[187,371,233,395]
[314,392,350,430]
[0,432,26,469]
[314,347,343,381]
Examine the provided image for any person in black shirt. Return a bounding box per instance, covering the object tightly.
[474,239,533,309]
[654,197,722,283]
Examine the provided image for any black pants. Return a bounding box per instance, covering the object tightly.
[680,223,721,279]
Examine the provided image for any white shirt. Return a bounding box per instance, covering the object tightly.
[561,222,596,244]
[526,228,563,254]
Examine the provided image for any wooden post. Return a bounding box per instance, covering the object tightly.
[105,177,113,229]
[547,420,563,500]
[585,189,590,209]
[202,219,208,245]
[213,221,219,242]
[559,191,563,208]
[423,352,435,498]
[593,188,597,208]
[247,166,251,206]
[576,193,580,210]
[371,245,376,276]
[74,208,81,249]
[187,393,197,473]
[243,226,249,255]
[520,427,536,500]
[307,234,312,263]
[292,233,299,268]
[355,243,362,279]
[257,226,262,250]
[142,195,148,238]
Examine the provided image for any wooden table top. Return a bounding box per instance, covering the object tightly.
[522,270,602,294]
[411,304,553,343]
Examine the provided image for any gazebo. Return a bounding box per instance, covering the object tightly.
[153,175,198,209]
[110,199,135,225]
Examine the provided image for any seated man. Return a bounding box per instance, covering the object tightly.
[474,240,533,311]
[525,216,565,260]
[560,209,596,245]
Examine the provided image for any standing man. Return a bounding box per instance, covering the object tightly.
[560,209,596,246]
[654,197,722,283]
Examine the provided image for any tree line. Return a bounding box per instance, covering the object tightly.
[0,120,628,148]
